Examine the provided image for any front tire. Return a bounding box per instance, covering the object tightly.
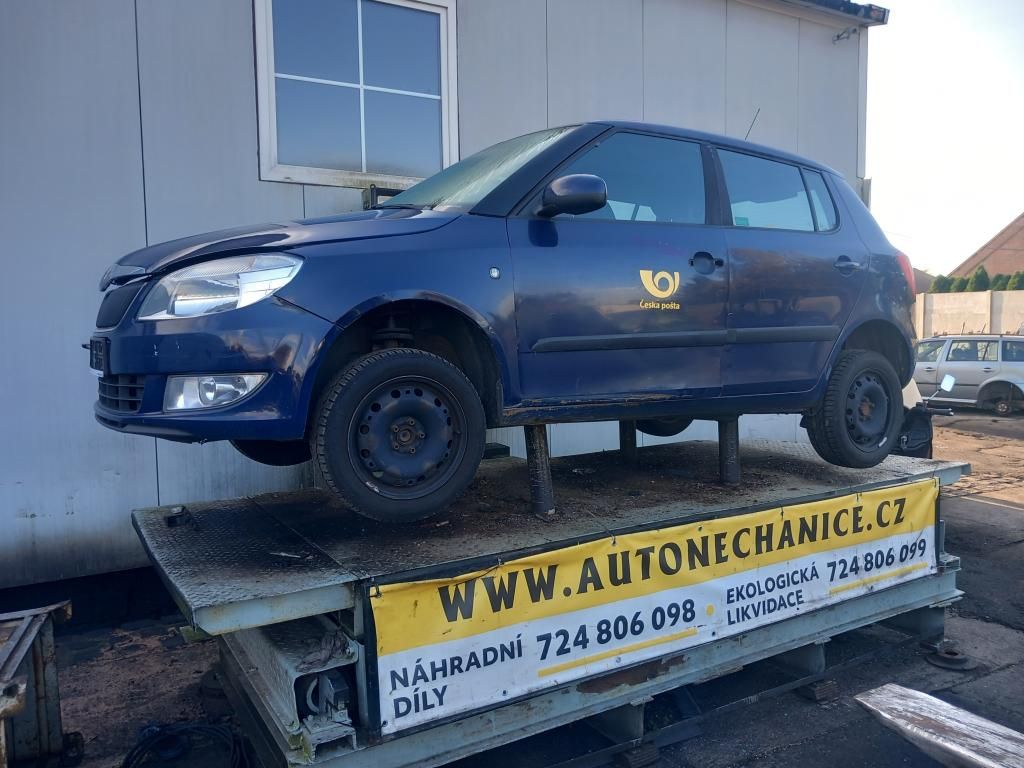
[807,350,903,468]
[312,348,486,523]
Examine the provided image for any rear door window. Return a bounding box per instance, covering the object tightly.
[1003,341,1024,362]
[718,150,814,231]
[946,340,998,362]
[557,132,706,224]
[916,341,945,363]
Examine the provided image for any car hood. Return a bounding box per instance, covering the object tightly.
[100,208,457,289]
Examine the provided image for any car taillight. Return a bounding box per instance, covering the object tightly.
[896,251,916,299]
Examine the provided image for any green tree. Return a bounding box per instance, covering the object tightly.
[929,274,953,293]
[991,273,1010,291]
[950,276,969,292]
[966,266,991,292]
[1008,271,1024,290]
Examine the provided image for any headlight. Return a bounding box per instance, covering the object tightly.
[137,253,302,320]
[164,374,266,411]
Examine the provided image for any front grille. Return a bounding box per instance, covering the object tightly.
[98,374,146,413]
[96,280,146,328]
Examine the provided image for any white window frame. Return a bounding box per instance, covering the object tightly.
[254,0,458,189]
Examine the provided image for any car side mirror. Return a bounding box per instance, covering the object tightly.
[535,174,607,218]
[940,374,955,392]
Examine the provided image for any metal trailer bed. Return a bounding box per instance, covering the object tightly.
[132,440,968,768]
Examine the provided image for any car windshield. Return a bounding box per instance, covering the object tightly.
[379,126,578,212]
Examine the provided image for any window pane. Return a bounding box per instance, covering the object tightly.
[275,79,361,170]
[803,170,837,231]
[1004,341,1024,362]
[273,0,358,83]
[916,341,945,363]
[946,341,997,362]
[363,0,441,95]
[720,151,814,231]
[560,133,705,224]
[364,90,441,178]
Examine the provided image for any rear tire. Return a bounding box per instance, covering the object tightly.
[312,348,486,523]
[994,399,1013,417]
[807,350,903,468]
[231,439,311,466]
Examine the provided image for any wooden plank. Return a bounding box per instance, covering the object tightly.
[856,683,1024,768]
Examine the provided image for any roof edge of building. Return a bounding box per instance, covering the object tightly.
[776,0,890,26]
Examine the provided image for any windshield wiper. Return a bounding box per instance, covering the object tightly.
[373,203,424,210]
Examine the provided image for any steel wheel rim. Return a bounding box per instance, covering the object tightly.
[845,370,892,450]
[347,375,466,501]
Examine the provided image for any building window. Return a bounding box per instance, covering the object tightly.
[255,0,458,189]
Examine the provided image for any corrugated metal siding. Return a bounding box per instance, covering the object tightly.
[0,0,865,587]
[0,1,156,586]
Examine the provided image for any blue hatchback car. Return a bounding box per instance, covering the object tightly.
[91,122,917,522]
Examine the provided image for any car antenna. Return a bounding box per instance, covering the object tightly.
[744,107,761,141]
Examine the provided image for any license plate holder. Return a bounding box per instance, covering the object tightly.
[89,337,109,377]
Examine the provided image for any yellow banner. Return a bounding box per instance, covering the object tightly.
[372,478,937,656]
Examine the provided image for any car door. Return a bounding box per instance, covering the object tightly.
[507,131,728,401]
[939,339,1000,402]
[913,339,948,390]
[715,150,868,395]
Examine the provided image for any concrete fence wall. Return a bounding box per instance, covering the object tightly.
[914,291,1024,338]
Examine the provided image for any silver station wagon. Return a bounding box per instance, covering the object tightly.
[914,334,1024,416]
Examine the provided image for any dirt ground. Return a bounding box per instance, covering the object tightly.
[53,421,1024,768]
[935,418,1024,502]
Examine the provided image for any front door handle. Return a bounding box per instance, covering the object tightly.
[834,255,862,273]
[690,251,725,275]
[924,366,936,372]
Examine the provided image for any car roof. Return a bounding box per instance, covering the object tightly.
[588,120,839,176]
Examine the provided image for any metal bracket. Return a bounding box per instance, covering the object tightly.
[882,605,947,651]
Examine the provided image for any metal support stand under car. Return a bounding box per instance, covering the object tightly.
[131,441,969,768]
[717,417,741,485]
[524,424,556,517]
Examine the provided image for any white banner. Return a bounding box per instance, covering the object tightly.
[371,479,938,734]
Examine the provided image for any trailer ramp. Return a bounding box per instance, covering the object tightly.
[132,440,968,767]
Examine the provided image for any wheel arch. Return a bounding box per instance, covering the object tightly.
[301,294,508,433]
[977,378,1024,406]
[838,318,914,386]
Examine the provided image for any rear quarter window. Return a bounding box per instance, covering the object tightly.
[802,170,838,231]
[1003,341,1024,362]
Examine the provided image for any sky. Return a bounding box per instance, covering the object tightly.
[866,0,1024,276]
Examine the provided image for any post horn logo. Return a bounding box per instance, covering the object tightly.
[640,270,681,299]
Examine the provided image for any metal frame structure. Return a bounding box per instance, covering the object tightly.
[0,602,80,767]
[132,441,967,768]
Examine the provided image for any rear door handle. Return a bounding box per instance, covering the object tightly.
[834,255,862,273]
[983,367,994,372]
[689,251,725,275]
[924,366,936,372]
